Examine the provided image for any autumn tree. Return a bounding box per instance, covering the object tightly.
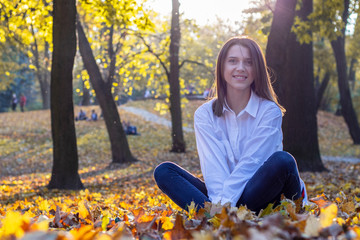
[137,1,219,152]
[329,0,360,144]
[76,0,153,164]
[266,0,325,171]
[48,0,83,189]
[77,21,136,165]
[292,0,360,144]
[0,0,52,109]
[166,0,185,152]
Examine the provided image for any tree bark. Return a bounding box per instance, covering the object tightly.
[265,0,297,98]
[77,19,137,164]
[266,0,325,171]
[331,38,360,143]
[316,71,330,111]
[169,0,185,152]
[48,0,84,189]
[31,35,50,109]
[330,0,360,144]
[81,79,91,106]
[348,58,356,90]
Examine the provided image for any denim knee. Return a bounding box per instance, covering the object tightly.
[153,162,174,185]
[267,151,297,175]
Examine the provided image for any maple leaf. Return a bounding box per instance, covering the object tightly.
[78,200,92,220]
[320,203,338,228]
[310,194,333,209]
[258,203,274,218]
[160,216,174,230]
[101,214,110,232]
[0,211,28,238]
[70,225,99,240]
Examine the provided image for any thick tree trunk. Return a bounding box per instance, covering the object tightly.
[265,0,297,98]
[169,0,185,152]
[331,38,360,144]
[48,0,83,189]
[267,0,325,171]
[77,19,136,164]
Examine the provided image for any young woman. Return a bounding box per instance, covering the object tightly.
[154,36,307,213]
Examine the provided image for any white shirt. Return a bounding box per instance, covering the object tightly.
[194,91,307,206]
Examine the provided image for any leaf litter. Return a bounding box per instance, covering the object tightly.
[0,102,360,239]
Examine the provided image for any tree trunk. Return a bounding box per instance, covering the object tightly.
[316,71,330,111]
[31,36,50,109]
[330,0,360,144]
[39,78,50,109]
[169,0,185,152]
[43,41,51,109]
[77,19,137,164]
[348,58,356,90]
[331,39,360,144]
[48,0,84,189]
[266,0,325,171]
[265,0,297,98]
[82,79,91,106]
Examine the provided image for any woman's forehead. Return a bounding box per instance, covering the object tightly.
[226,44,251,58]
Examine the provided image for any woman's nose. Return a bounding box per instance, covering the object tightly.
[236,61,245,71]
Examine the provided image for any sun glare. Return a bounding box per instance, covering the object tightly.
[146,0,252,26]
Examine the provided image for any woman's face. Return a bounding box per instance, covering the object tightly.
[223,44,255,95]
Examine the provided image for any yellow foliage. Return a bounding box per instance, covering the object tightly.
[0,211,29,238]
[320,203,338,228]
[160,216,174,230]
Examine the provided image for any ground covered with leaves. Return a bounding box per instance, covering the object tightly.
[0,100,360,239]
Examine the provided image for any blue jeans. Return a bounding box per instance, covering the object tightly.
[153,151,302,213]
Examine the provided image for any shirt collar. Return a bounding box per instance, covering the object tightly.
[222,90,260,118]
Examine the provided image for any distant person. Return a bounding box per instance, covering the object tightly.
[75,109,87,121]
[11,93,18,111]
[144,89,151,98]
[122,121,138,135]
[90,109,98,121]
[154,36,307,214]
[20,94,27,112]
[202,88,210,99]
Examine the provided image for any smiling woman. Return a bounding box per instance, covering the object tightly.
[145,0,252,25]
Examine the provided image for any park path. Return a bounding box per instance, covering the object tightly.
[120,106,194,133]
[121,106,360,164]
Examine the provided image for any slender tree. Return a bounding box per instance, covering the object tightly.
[266,0,325,171]
[77,19,137,165]
[168,0,185,152]
[137,0,185,152]
[330,0,360,144]
[48,0,84,189]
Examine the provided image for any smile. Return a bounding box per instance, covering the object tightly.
[233,75,247,80]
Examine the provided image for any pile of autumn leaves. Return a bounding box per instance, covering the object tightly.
[1,104,360,239]
[0,187,360,239]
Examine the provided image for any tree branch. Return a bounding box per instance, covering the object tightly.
[179,59,214,78]
[136,34,170,78]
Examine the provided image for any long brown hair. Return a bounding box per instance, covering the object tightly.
[211,36,285,117]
